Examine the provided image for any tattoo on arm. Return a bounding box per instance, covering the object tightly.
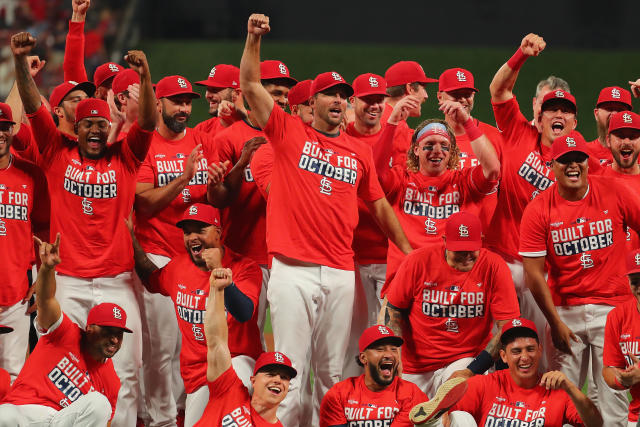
[383,302,404,337]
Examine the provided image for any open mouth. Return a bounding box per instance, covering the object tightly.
[620,148,634,160]
[328,107,342,118]
[87,136,102,149]
[267,385,282,395]
[518,363,532,373]
[379,360,394,377]
[551,120,565,135]
[189,242,204,257]
[565,169,580,182]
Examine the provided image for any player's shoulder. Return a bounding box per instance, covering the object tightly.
[326,375,359,398]
[405,243,443,264]
[608,298,635,321]
[224,246,261,273]
[397,376,427,397]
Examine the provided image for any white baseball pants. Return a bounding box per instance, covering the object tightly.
[256,265,271,351]
[0,299,30,381]
[403,357,474,399]
[269,257,355,427]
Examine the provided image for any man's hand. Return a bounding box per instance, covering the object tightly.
[27,56,46,77]
[107,90,125,124]
[127,83,140,103]
[520,33,546,57]
[439,100,470,124]
[209,268,233,291]
[207,161,230,188]
[388,95,421,125]
[34,233,61,270]
[203,248,224,270]
[72,0,90,17]
[124,50,149,76]
[550,320,580,355]
[247,14,270,36]
[540,370,572,391]
[629,79,640,98]
[618,353,640,388]
[10,32,36,57]
[238,137,267,167]
[183,144,204,182]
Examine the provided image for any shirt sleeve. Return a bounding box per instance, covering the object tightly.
[123,121,154,168]
[619,185,640,236]
[147,267,172,297]
[64,21,88,83]
[207,366,244,399]
[518,197,549,257]
[385,253,419,310]
[488,255,521,320]
[250,143,273,199]
[27,104,64,160]
[356,144,385,202]
[603,308,627,368]
[562,393,586,427]
[491,97,536,148]
[468,165,499,195]
[137,153,156,184]
[262,102,290,150]
[11,125,40,164]
[30,161,50,232]
[319,386,347,427]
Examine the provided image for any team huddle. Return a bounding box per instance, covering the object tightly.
[0,3,639,427]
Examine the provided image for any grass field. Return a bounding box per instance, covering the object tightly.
[140,39,640,138]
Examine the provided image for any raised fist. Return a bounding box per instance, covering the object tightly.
[124,50,149,75]
[10,32,36,57]
[248,14,270,36]
[72,0,91,15]
[520,33,546,57]
[203,248,224,270]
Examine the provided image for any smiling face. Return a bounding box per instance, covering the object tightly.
[628,273,640,305]
[415,134,451,176]
[445,249,480,272]
[85,325,124,360]
[607,128,640,170]
[181,221,221,267]
[55,89,90,124]
[501,337,541,386]
[76,117,110,159]
[438,88,476,115]
[263,83,291,110]
[538,101,577,144]
[352,94,386,129]
[407,83,428,117]
[0,122,13,159]
[360,341,400,388]
[594,101,628,141]
[205,87,234,116]
[552,152,589,193]
[251,368,291,407]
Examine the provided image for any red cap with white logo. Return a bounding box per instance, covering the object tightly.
[75,98,111,123]
[194,64,240,89]
[609,111,640,133]
[176,203,221,228]
[444,211,482,251]
[260,60,297,87]
[352,73,388,98]
[253,351,297,378]
[596,86,632,109]
[384,61,438,87]
[551,130,589,160]
[500,318,538,343]
[49,81,96,108]
[359,325,403,352]
[541,89,577,113]
[111,69,140,96]
[0,103,15,124]
[287,79,312,106]
[155,75,200,99]
[93,62,124,87]
[87,303,133,332]
[438,68,478,93]
[626,250,640,275]
[310,71,354,97]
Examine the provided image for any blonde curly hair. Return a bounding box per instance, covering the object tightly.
[407,119,460,172]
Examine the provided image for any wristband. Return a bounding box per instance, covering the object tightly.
[466,350,493,375]
[506,48,528,71]
[463,117,483,141]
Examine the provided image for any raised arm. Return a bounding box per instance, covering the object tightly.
[489,33,546,103]
[364,198,412,255]
[5,56,46,135]
[539,371,603,427]
[124,216,159,283]
[204,268,233,382]
[125,50,155,132]
[239,14,274,129]
[33,234,62,330]
[64,0,90,82]
[379,297,406,338]
[11,33,42,114]
[440,100,500,180]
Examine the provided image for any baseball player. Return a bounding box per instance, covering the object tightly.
[530,76,571,129]
[110,69,142,141]
[12,32,156,426]
[194,64,245,134]
[0,234,133,426]
[320,324,429,426]
[192,265,295,426]
[374,98,500,282]
[0,101,49,381]
[288,79,313,124]
[603,250,640,426]
[240,13,412,426]
[131,203,263,426]
[587,86,633,164]
[134,74,224,427]
[63,0,90,84]
[93,62,124,101]
[382,212,519,398]
[420,318,603,427]
[519,131,640,425]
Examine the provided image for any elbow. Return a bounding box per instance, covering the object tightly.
[485,164,501,181]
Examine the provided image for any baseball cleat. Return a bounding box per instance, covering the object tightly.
[410,377,468,426]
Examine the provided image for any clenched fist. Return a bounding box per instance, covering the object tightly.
[10,32,36,57]
[248,14,270,36]
[124,50,149,75]
[520,33,546,57]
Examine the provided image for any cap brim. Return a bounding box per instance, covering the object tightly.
[194,80,233,88]
[91,322,133,333]
[175,219,214,229]
[421,78,439,83]
[257,363,298,379]
[160,91,201,99]
[316,82,354,97]
[542,98,576,112]
[610,124,640,133]
[96,74,117,88]
[0,118,17,125]
[364,336,404,351]
[75,81,97,98]
[262,76,298,88]
[445,241,482,252]
[597,100,632,110]
[553,149,589,161]
[354,90,389,98]
[500,326,538,344]
[439,85,478,93]
[627,268,640,276]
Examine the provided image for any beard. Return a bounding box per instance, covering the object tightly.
[163,111,190,133]
[367,361,396,387]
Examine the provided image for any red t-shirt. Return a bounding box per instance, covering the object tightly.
[263,104,384,270]
[380,103,413,168]
[9,125,42,165]
[250,143,273,200]
[0,368,9,400]
[385,244,519,373]
[346,122,389,264]
[382,165,496,281]
[2,314,120,419]
[28,104,152,277]
[135,129,218,258]
[451,369,584,426]
[147,249,262,393]
[319,375,428,427]
[486,97,555,262]
[600,167,640,251]
[194,116,224,135]
[586,139,613,165]
[604,299,640,422]
[519,175,640,306]
[0,155,49,305]
[194,366,282,426]
[215,120,268,265]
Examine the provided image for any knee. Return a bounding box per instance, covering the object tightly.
[82,392,112,423]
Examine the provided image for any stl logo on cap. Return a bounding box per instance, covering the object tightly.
[458,224,469,237]
[611,88,621,99]
[635,253,640,265]
[331,72,343,82]
[555,90,565,98]
[177,78,188,89]
[90,109,98,115]
[368,76,379,87]
[278,63,287,75]
[377,325,390,335]
[189,205,198,215]
[623,113,633,124]
[209,67,216,78]
[108,63,119,73]
[512,319,522,327]
[113,307,122,320]
[566,136,576,147]
[274,352,284,363]
[456,70,467,82]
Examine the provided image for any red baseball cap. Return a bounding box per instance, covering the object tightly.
[75,98,111,123]
[288,79,312,106]
[49,81,96,108]
[541,89,577,113]
[87,303,133,333]
[155,75,200,99]
[112,69,140,96]
[500,318,538,344]
[176,203,221,229]
[359,325,403,352]
[0,325,13,334]
[384,61,438,88]
[253,351,297,378]
[609,111,640,133]
[444,211,482,251]
[596,86,632,110]
[194,64,240,89]
[0,103,16,124]
[260,60,297,87]
[310,71,354,97]
[438,68,478,93]
[551,130,589,160]
[93,62,123,87]
[352,73,388,98]
[627,250,640,275]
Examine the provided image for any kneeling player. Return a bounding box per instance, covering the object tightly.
[194,267,296,425]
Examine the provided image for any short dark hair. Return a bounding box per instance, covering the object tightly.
[501,328,539,347]
[262,78,296,89]
[386,82,422,98]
